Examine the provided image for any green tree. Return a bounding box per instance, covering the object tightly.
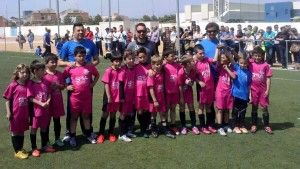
[75,15,84,23]
[151,15,158,21]
[93,14,103,24]
[158,14,176,23]
[63,15,72,25]
[114,15,123,21]
[142,15,151,21]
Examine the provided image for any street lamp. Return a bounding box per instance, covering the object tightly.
[18,0,21,34]
[56,0,60,37]
[176,0,181,57]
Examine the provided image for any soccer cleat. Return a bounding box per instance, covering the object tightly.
[31,149,41,157]
[200,127,211,134]
[240,127,249,134]
[207,126,217,133]
[97,135,105,144]
[15,151,29,159]
[250,125,257,133]
[233,127,242,134]
[224,126,233,133]
[126,131,137,138]
[165,130,176,139]
[55,139,64,147]
[42,146,56,153]
[151,130,159,138]
[119,135,132,142]
[62,135,71,143]
[69,137,77,147]
[218,128,227,136]
[109,134,117,142]
[170,127,180,135]
[181,127,188,135]
[191,126,200,135]
[264,126,273,134]
[87,135,97,144]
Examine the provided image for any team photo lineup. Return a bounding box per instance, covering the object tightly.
[6,20,299,160]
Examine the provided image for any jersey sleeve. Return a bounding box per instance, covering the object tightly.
[101,68,111,84]
[147,74,154,87]
[177,69,185,86]
[3,82,15,100]
[265,64,273,77]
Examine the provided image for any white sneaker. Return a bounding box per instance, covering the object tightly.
[224,126,233,133]
[218,128,227,136]
[62,135,71,142]
[69,137,77,147]
[87,136,97,144]
[119,135,132,142]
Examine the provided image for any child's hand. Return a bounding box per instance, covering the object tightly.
[154,101,159,107]
[148,69,155,77]
[41,102,49,108]
[199,81,206,88]
[68,62,76,68]
[223,64,228,69]
[66,85,74,91]
[6,112,12,121]
[185,78,193,86]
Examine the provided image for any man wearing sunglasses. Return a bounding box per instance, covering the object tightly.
[127,23,155,63]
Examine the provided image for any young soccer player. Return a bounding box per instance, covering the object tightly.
[194,45,217,134]
[3,64,31,159]
[28,60,55,157]
[98,51,123,143]
[147,56,175,139]
[231,52,252,134]
[44,54,66,146]
[163,49,182,135]
[178,55,199,135]
[249,46,273,134]
[214,46,235,136]
[64,46,99,147]
[119,49,137,140]
[134,47,152,138]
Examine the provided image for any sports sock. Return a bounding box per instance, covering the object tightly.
[179,111,186,127]
[198,114,205,128]
[30,134,37,150]
[189,111,196,127]
[108,117,116,134]
[99,117,107,135]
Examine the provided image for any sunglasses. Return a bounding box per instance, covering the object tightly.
[137,30,146,33]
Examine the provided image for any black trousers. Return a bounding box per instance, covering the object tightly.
[232,97,248,127]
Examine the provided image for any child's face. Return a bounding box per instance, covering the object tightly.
[185,60,195,70]
[34,68,45,79]
[138,53,147,64]
[239,58,249,69]
[18,69,29,82]
[165,54,176,63]
[152,62,162,72]
[253,53,263,63]
[195,49,205,60]
[220,54,229,65]
[46,60,57,70]
[125,55,134,68]
[112,59,122,69]
[75,53,86,65]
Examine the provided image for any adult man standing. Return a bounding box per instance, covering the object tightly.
[42,28,51,57]
[263,26,276,66]
[150,26,160,55]
[27,29,34,49]
[127,22,155,63]
[95,27,103,56]
[58,23,99,142]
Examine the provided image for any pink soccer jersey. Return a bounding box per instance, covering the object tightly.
[215,65,233,109]
[64,64,99,113]
[44,71,65,117]
[27,79,51,129]
[249,61,273,91]
[178,68,197,104]
[164,62,181,94]
[102,67,122,103]
[3,81,29,133]
[134,63,151,97]
[147,71,166,113]
[195,58,215,104]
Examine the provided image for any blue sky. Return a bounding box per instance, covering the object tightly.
[0,0,296,18]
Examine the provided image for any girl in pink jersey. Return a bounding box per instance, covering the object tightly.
[178,55,199,135]
[148,56,175,139]
[135,47,152,138]
[119,49,136,140]
[163,49,182,135]
[194,45,217,134]
[44,54,66,146]
[3,64,30,159]
[214,46,235,136]
[64,46,99,147]
[98,51,123,143]
[28,60,55,157]
[249,46,273,134]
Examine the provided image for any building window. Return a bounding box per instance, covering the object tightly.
[285,9,288,15]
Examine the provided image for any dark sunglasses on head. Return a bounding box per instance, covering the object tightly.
[137,30,146,33]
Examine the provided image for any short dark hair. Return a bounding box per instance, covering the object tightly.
[180,55,193,66]
[205,22,219,32]
[44,53,58,64]
[194,44,204,53]
[74,46,86,56]
[123,49,133,59]
[253,46,265,56]
[136,47,147,56]
[30,60,45,73]
[73,23,84,31]
[135,23,146,30]
[110,50,123,62]
[162,49,175,58]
